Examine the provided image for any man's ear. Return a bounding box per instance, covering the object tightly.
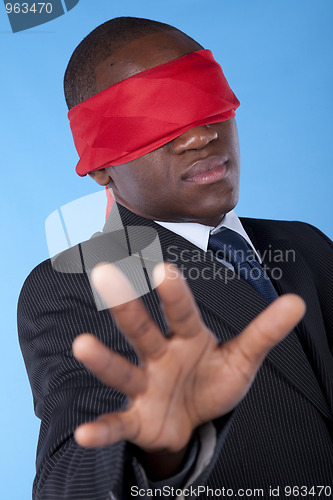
[88,169,111,186]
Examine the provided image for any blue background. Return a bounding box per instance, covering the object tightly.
[1,0,332,498]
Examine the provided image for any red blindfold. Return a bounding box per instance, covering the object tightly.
[68,49,240,177]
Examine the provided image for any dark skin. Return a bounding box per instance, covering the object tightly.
[73,30,305,480]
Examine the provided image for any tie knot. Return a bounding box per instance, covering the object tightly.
[208,227,254,266]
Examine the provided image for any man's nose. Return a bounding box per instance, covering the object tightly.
[171,125,218,155]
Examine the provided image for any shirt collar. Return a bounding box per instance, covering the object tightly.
[155,210,261,262]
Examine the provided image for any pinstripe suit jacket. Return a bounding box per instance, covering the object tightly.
[18,204,333,499]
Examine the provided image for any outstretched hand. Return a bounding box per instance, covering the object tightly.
[73,262,305,456]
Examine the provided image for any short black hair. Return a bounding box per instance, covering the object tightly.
[64,17,201,110]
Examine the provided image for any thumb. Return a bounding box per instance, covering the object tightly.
[230,294,306,368]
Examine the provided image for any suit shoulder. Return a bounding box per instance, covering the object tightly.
[19,257,56,306]
[18,251,84,302]
[18,227,127,301]
[240,217,332,243]
[17,251,93,343]
[240,216,311,229]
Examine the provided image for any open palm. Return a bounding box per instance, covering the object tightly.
[73,262,305,454]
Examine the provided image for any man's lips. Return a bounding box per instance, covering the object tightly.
[182,156,229,184]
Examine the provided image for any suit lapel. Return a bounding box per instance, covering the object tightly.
[243,223,333,418]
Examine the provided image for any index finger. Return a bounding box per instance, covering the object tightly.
[152,263,209,339]
[92,263,167,362]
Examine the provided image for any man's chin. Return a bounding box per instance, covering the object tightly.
[194,196,239,225]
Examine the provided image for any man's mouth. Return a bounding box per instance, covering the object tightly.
[182,156,229,184]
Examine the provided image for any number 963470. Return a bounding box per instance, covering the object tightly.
[5,3,53,14]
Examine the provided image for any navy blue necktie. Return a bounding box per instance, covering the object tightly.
[208,227,278,303]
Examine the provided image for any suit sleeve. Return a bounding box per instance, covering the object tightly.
[18,259,145,499]
[18,259,232,499]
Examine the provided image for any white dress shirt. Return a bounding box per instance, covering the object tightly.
[155,209,261,266]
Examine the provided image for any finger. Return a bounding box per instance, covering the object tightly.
[74,410,138,448]
[73,334,146,397]
[153,263,207,339]
[228,294,306,369]
[91,263,167,361]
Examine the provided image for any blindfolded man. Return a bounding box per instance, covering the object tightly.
[18,17,333,500]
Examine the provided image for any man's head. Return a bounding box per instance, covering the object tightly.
[64,17,202,110]
[65,17,240,226]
